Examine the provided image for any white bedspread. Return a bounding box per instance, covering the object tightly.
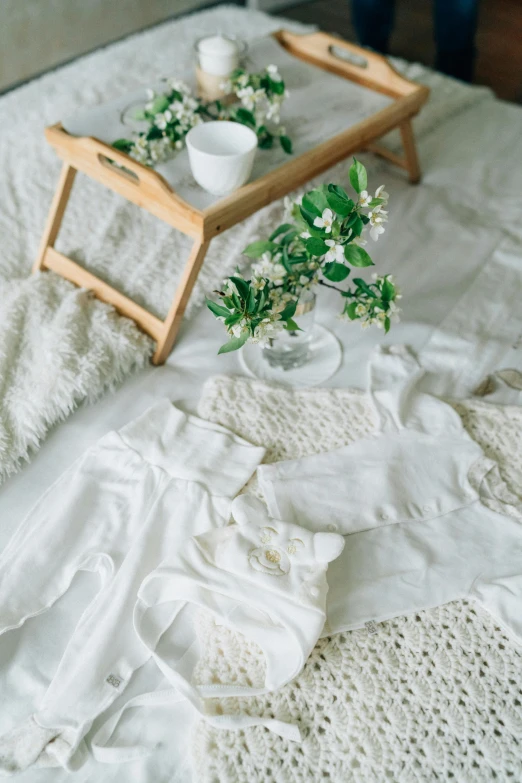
[1,4,522,782]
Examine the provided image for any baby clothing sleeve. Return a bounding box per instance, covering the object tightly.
[0,400,264,775]
[369,344,463,434]
[258,345,480,536]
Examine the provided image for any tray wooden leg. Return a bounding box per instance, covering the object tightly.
[152,237,211,365]
[399,119,421,184]
[33,162,77,273]
[364,117,422,184]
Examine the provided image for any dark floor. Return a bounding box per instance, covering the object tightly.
[275,0,522,103]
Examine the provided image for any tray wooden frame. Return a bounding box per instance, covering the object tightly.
[34,30,429,364]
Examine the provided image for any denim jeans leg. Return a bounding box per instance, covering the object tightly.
[350,0,396,54]
[434,0,480,81]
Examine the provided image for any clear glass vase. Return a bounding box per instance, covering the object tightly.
[262,290,316,371]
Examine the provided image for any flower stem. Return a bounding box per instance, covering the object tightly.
[318,279,345,294]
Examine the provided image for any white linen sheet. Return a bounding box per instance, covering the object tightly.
[1,14,522,783]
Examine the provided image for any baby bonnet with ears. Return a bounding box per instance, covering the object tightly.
[131,494,344,742]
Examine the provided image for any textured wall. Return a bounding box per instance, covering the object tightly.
[0,0,210,91]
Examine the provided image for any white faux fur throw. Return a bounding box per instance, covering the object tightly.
[0,274,151,481]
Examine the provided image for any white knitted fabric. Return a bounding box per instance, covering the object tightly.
[193,375,522,782]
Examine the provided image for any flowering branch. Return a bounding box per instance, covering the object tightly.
[206,158,401,354]
[112,64,291,166]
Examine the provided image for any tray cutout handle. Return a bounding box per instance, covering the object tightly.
[97,153,140,184]
[329,45,368,70]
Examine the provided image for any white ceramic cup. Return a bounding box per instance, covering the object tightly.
[186,121,257,196]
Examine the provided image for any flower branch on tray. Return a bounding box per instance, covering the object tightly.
[112,64,291,167]
[206,158,401,354]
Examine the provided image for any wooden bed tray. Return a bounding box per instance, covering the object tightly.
[34,30,429,364]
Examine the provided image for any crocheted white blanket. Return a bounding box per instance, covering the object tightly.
[194,375,522,782]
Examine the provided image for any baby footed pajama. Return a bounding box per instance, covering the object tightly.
[0,400,264,774]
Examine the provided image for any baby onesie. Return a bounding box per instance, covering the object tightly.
[91,494,345,760]
[0,400,264,775]
[258,346,522,641]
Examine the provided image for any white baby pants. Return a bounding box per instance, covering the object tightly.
[0,400,264,773]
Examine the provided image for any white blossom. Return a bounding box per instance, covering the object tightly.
[368,208,387,241]
[154,110,172,130]
[358,190,372,207]
[375,184,389,204]
[352,234,367,247]
[267,64,282,81]
[251,252,287,286]
[313,208,334,233]
[324,239,345,263]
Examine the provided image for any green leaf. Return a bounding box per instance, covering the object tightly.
[344,245,374,267]
[236,107,256,127]
[281,245,292,275]
[269,223,294,242]
[270,80,285,95]
[284,317,302,332]
[224,312,242,326]
[150,95,170,114]
[368,197,385,208]
[281,229,299,246]
[353,278,375,297]
[280,300,297,321]
[303,189,328,217]
[326,191,355,217]
[345,301,358,319]
[328,184,351,202]
[324,262,350,282]
[255,288,267,314]
[349,216,364,238]
[258,131,274,149]
[229,276,250,301]
[384,316,391,334]
[112,139,133,153]
[217,333,249,354]
[280,135,293,154]
[381,277,395,301]
[243,240,276,258]
[246,287,257,314]
[206,299,231,319]
[349,157,367,194]
[306,237,329,256]
[299,205,317,228]
[146,125,163,140]
[344,212,360,229]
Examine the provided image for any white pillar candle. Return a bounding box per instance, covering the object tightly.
[197,35,240,77]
